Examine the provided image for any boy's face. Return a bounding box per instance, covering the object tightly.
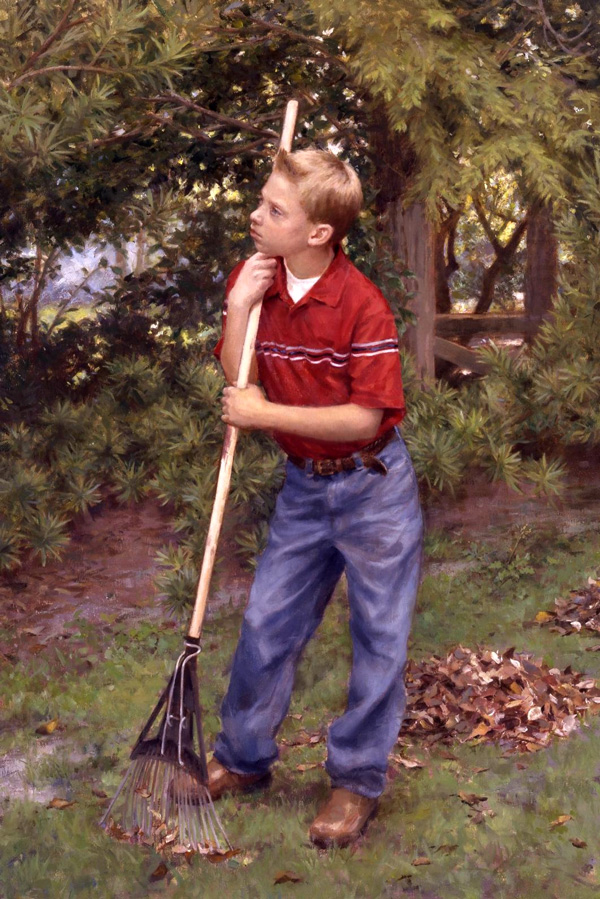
[250,171,318,259]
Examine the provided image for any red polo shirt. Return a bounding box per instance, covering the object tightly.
[214,247,405,460]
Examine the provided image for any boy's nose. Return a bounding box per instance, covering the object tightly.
[250,207,261,224]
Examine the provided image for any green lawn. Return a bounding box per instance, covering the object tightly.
[1,520,600,898]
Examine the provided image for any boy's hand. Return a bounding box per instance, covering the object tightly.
[228,252,277,311]
[222,384,269,430]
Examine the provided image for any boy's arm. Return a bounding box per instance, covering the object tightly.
[219,253,277,385]
[222,384,383,442]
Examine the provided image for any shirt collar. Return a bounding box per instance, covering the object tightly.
[265,246,350,307]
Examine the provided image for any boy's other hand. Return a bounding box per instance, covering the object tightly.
[228,252,277,310]
[222,383,269,430]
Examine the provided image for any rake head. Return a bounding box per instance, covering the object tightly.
[100,639,231,855]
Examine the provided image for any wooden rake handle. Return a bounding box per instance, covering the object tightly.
[188,99,298,640]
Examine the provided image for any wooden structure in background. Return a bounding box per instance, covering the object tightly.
[408,309,548,379]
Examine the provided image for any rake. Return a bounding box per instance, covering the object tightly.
[100,98,298,855]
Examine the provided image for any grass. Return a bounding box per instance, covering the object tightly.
[1,520,600,898]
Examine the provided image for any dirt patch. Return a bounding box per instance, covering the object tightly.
[0,498,252,658]
[423,449,600,545]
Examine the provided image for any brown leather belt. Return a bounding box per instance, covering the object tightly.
[288,428,396,477]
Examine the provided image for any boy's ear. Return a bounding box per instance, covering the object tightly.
[308,223,334,247]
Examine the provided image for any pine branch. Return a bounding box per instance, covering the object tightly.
[6,65,122,90]
[17,1,88,76]
[205,18,349,73]
[530,0,593,55]
[148,93,280,139]
[90,126,151,148]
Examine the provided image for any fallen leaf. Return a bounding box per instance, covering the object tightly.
[274,870,304,884]
[171,844,193,855]
[535,611,555,623]
[92,788,108,799]
[435,844,458,855]
[550,814,573,829]
[392,754,424,769]
[35,718,59,735]
[464,722,492,741]
[206,848,242,865]
[572,838,587,848]
[149,862,168,882]
[412,857,431,866]
[104,819,133,841]
[458,791,487,807]
[47,798,75,810]
[296,762,321,772]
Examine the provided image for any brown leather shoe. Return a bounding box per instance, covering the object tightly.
[170,757,270,803]
[206,757,270,800]
[309,788,378,848]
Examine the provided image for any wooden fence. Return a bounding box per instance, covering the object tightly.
[410,312,546,379]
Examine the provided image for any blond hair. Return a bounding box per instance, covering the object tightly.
[273,148,363,244]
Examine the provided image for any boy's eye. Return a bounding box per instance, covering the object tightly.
[270,205,282,216]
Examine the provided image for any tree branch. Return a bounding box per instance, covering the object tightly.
[18,1,88,76]
[148,93,280,139]
[205,18,349,73]
[7,65,122,90]
[91,125,155,148]
[45,263,101,338]
[472,194,502,255]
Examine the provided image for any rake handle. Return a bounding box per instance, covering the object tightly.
[188,99,298,640]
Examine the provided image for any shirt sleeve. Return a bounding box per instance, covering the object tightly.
[347,287,405,424]
[213,261,246,362]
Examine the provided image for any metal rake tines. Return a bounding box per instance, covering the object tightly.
[100,751,231,854]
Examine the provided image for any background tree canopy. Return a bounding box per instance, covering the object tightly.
[1,0,600,594]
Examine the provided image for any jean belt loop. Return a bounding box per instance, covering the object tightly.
[306,458,314,478]
[352,451,365,471]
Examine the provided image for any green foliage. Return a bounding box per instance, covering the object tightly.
[22,510,70,565]
[154,544,200,616]
[110,460,149,505]
[105,357,167,410]
[0,522,22,571]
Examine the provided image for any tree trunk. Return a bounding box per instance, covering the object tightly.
[434,225,452,313]
[390,200,436,381]
[476,255,505,315]
[369,104,435,381]
[525,201,557,326]
[434,208,461,314]
[474,215,529,314]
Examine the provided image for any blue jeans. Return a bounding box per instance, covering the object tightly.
[213,429,423,798]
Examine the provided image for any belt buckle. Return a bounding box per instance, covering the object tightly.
[316,458,336,476]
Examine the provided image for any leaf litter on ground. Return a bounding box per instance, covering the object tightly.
[401,643,600,753]
[535,578,600,639]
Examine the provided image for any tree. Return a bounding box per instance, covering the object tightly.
[0,0,199,353]
[304,0,600,374]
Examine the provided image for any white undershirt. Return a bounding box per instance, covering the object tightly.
[284,262,321,304]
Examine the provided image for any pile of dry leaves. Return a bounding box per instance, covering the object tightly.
[401,645,600,753]
[535,578,600,639]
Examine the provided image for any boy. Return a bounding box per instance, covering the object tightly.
[211,149,423,848]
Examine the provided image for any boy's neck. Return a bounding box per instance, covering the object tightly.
[284,244,335,280]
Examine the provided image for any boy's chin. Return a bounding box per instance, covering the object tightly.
[252,237,278,257]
